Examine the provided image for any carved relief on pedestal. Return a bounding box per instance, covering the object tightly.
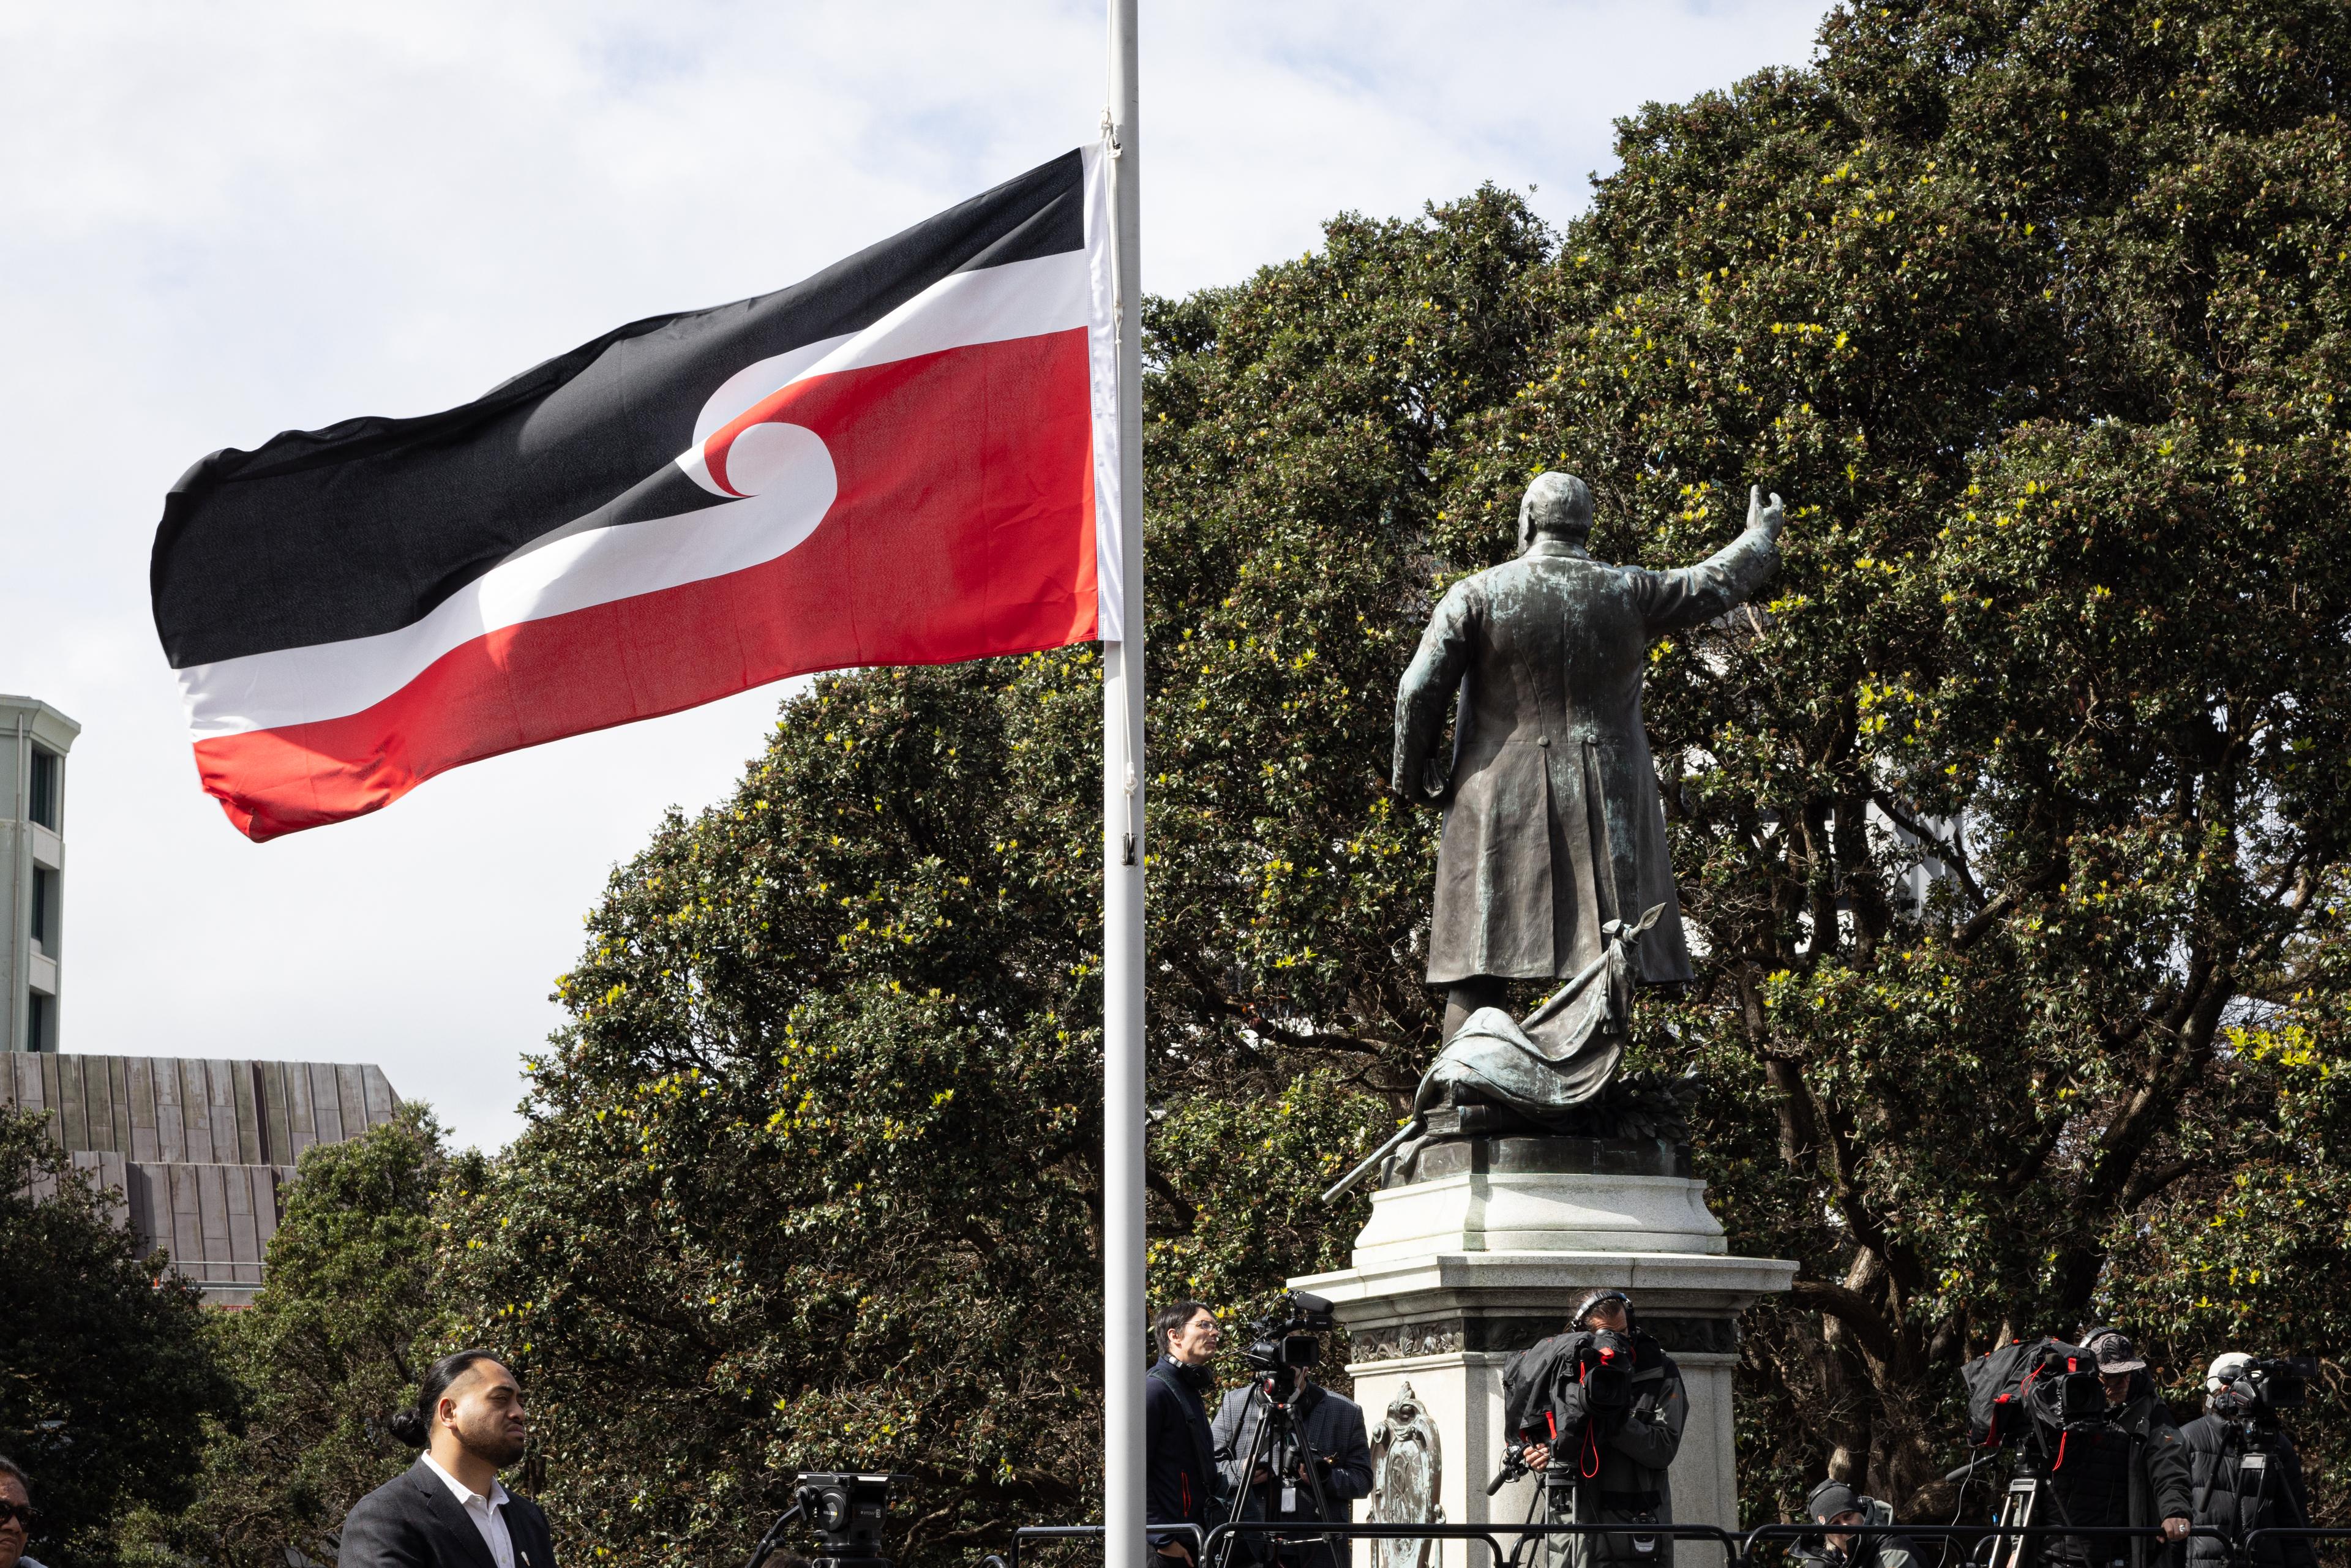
[1367,1381,1443,1568]
[1349,1315,1739,1363]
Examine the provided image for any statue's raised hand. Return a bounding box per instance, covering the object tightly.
[1749,484,1785,541]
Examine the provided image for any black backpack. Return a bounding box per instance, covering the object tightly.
[1504,1331,1590,1447]
[1962,1337,2103,1448]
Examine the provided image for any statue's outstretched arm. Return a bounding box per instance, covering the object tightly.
[1392,582,1476,803]
[1637,486,1785,634]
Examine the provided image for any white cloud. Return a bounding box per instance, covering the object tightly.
[0,0,1830,1153]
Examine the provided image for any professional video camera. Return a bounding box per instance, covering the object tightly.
[1963,1337,2109,1452]
[1958,1337,2153,1568]
[1243,1289,1337,1377]
[1224,1289,1348,1557]
[742,1471,913,1568]
[2213,1356,2314,1419]
[1575,1330,1639,1415]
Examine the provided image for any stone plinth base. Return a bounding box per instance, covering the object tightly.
[1292,1140,1794,1565]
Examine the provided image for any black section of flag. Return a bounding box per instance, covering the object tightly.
[153,150,1082,669]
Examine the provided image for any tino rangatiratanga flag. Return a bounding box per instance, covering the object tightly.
[152,149,1122,842]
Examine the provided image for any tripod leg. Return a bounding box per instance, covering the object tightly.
[1286,1414,1348,1568]
[1225,1397,1280,1568]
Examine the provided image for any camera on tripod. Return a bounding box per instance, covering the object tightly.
[1577,1331,1638,1414]
[743,1471,912,1568]
[2216,1356,2314,1417]
[1243,1289,1337,1378]
[797,1473,906,1567]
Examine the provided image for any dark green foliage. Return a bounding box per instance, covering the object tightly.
[122,1106,449,1567]
[422,0,2351,1551]
[0,1110,236,1568]
[433,667,1114,1564]
[429,194,1564,1567]
[1465,0,2351,1520]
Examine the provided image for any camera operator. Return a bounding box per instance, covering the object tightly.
[1148,1300,1224,1566]
[2181,1353,2317,1568]
[1790,1480,1919,1568]
[1212,1362,1374,1568]
[2041,1331,2191,1568]
[1510,1289,1688,1568]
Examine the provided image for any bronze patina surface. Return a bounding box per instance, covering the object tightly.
[1393,473,1782,1013]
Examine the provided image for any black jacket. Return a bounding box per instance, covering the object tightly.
[1504,1330,1687,1568]
[2042,1379,2192,1568]
[1210,1378,1376,1519]
[2181,1415,2317,1568]
[1788,1498,1922,1568]
[339,1457,557,1568]
[1147,1357,1221,1550]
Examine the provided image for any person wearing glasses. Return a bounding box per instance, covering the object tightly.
[0,1457,46,1568]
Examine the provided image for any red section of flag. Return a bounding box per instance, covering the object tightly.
[190,330,1097,841]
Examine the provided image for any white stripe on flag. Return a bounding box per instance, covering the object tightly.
[178,247,1092,740]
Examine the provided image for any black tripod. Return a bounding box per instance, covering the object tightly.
[1220,1371,1343,1568]
[2195,1418,2295,1556]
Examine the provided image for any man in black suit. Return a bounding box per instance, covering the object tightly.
[341,1349,557,1568]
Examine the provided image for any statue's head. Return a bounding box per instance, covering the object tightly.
[1518,471,1592,549]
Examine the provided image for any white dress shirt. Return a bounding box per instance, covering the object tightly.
[422,1451,516,1568]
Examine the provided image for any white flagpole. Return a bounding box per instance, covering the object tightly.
[1101,0,1146,1564]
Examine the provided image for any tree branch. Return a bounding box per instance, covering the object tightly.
[1953,863,2065,949]
[1869,787,1988,910]
[1146,1162,1198,1234]
[1789,1278,1903,1367]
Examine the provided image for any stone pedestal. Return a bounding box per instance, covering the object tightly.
[1291,1135,1794,1567]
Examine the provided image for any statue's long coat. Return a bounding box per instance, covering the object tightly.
[1393,525,1777,987]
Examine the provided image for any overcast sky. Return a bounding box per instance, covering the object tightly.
[1,0,1834,1154]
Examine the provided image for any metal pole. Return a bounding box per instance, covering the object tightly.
[1101,2,1147,1567]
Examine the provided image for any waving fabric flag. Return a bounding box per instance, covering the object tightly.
[151,148,1122,842]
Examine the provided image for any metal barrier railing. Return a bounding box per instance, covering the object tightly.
[2240,1529,2351,1564]
[998,1519,1747,1568]
[1742,1521,2230,1568]
[993,1523,1204,1568]
[991,1518,2345,1568]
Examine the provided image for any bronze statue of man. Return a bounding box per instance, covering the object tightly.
[1393,473,1783,1038]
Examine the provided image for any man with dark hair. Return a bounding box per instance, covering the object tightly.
[1790,1480,1919,1568]
[2044,1330,2192,1568]
[1147,1301,1223,1565]
[0,1457,47,1568]
[342,1349,558,1568]
[1506,1289,1688,1568]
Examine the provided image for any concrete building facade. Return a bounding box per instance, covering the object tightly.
[0,691,406,1301]
[4,1052,400,1305]
[2,694,78,1053]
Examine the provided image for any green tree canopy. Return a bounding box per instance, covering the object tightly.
[125,1105,449,1567]
[1480,0,2351,1512]
[0,1111,236,1568]
[432,0,2351,1551]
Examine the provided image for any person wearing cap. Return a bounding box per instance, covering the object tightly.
[2041,1330,2192,1568]
[1505,1289,1688,1568]
[2180,1352,2317,1568]
[1789,1480,1919,1568]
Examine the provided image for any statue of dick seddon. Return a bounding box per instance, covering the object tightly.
[1393,473,1783,1043]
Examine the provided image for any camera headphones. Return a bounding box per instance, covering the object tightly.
[1573,1289,1635,1328]
[2206,1352,2255,1395]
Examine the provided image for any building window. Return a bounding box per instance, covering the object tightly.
[26,991,52,1052]
[28,746,60,830]
[30,866,56,953]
